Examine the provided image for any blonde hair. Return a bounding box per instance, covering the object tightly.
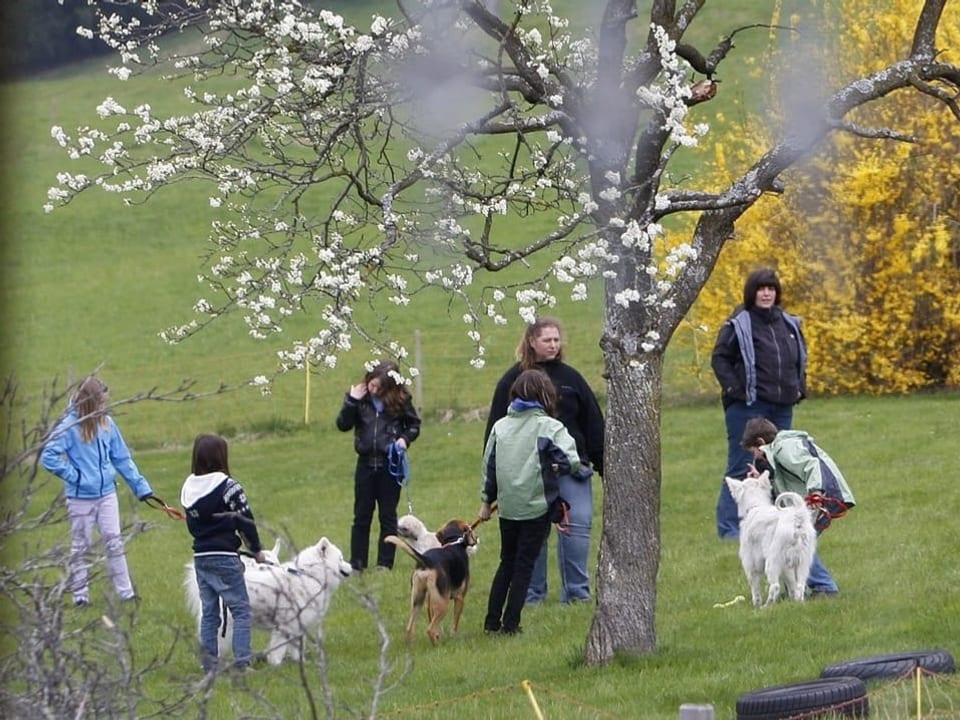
[516,316,565,370]
[75,376,109,443]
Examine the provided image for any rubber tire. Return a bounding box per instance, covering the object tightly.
[821,649,956,682]
[736,676,868,720]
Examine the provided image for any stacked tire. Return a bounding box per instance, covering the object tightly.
[820,650,955,682]
[736,677,867,720]
[736,649,955,720]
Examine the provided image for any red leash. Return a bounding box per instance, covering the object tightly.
[143,495,185,521]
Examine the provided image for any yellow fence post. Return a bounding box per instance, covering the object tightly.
[521,680,545,719]
[916,666,922,720]
[304,364,311,425]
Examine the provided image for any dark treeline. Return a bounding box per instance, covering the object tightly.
[0,0,361,80]
[1,1,144,79]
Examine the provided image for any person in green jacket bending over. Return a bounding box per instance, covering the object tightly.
[742,417,856,597]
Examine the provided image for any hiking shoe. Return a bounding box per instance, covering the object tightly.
[74,598,90,608]
[809,589,840,599]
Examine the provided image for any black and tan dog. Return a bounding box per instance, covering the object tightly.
[385,519,477,645]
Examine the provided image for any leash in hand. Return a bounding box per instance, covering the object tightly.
[471,501,498,530]
[142,494,185,521]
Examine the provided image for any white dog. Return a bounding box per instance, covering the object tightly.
[396,514,442,553]
[397,513,479,556]
[184,537,352,666]
[725,471,816,607]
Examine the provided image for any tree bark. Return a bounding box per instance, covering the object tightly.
[586,345,663,663]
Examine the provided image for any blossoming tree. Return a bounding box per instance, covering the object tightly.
[47,0,959,664]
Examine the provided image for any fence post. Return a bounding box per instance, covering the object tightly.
[413,329,423,413]
[679,704,714,720]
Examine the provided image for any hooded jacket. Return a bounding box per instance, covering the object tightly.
[41,410,152,500]
[180,471,263,556]
[481,402,582,521]
[484,359,605,476]
[760,430,856,506]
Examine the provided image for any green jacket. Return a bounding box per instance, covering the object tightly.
[481,404,581,521]
[761,430,856,506]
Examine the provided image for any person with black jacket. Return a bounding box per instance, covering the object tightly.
[181,433,266,673]
[484,317,604,605]
[336,359,422,572]
[711,267,807,540]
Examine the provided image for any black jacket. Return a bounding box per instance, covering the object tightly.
[484,359,605,476]
[180,472,263,556]
[336,394,421,466]
[711,305,806,409]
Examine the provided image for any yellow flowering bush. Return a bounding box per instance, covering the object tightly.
[690,0,960,395]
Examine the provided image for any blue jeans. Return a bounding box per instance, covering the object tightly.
[526,471,593,604]
[808,551,839,592]
[717,400,795,539]
[194,554,253,671]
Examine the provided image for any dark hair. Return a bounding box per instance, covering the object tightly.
[508,368,558,416]
[741,417,778,449]
[192,433,230,476]
[364,359,411,415]
[743,268,782,308]
[516,316,565,370]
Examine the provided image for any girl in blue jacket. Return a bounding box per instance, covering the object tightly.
[41,376,154,606]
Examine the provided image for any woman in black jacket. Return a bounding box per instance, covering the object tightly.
[337,360,421,571]
[484,317,604,605]
[711,267,807,540]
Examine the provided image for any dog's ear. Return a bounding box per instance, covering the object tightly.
[724,476,742,498]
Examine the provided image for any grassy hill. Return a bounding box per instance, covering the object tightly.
[3,3,958,718]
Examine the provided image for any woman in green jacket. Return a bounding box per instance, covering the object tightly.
[478,369,582,635]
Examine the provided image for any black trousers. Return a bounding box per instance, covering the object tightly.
[350,461,401,570]
[484,513,551,633]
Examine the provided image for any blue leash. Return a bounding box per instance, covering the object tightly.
[387,442,413,513]
[387,442,410,487]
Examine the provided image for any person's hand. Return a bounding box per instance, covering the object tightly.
[746,463,759,478]
[394,437,407,450]
[478,502,492,521]
[254,551,269,564]
[348,382,367,400]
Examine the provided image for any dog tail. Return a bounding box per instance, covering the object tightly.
[775,491,806,509]
[384,535,430,568]
[183,562,202,622]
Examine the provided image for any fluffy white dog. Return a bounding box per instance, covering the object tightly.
[184,537,352,665]
[397,513,479,556]
[396,514,442,553]
[725,471,817,607]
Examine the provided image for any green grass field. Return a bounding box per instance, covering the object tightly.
[3,1,959,718]
[7,391,959,719]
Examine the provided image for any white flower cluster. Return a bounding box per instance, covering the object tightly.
[634,24,708,150]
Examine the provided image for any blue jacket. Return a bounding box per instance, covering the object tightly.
[41,411,153,500]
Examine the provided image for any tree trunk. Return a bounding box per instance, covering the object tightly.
[585,348,663,664]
